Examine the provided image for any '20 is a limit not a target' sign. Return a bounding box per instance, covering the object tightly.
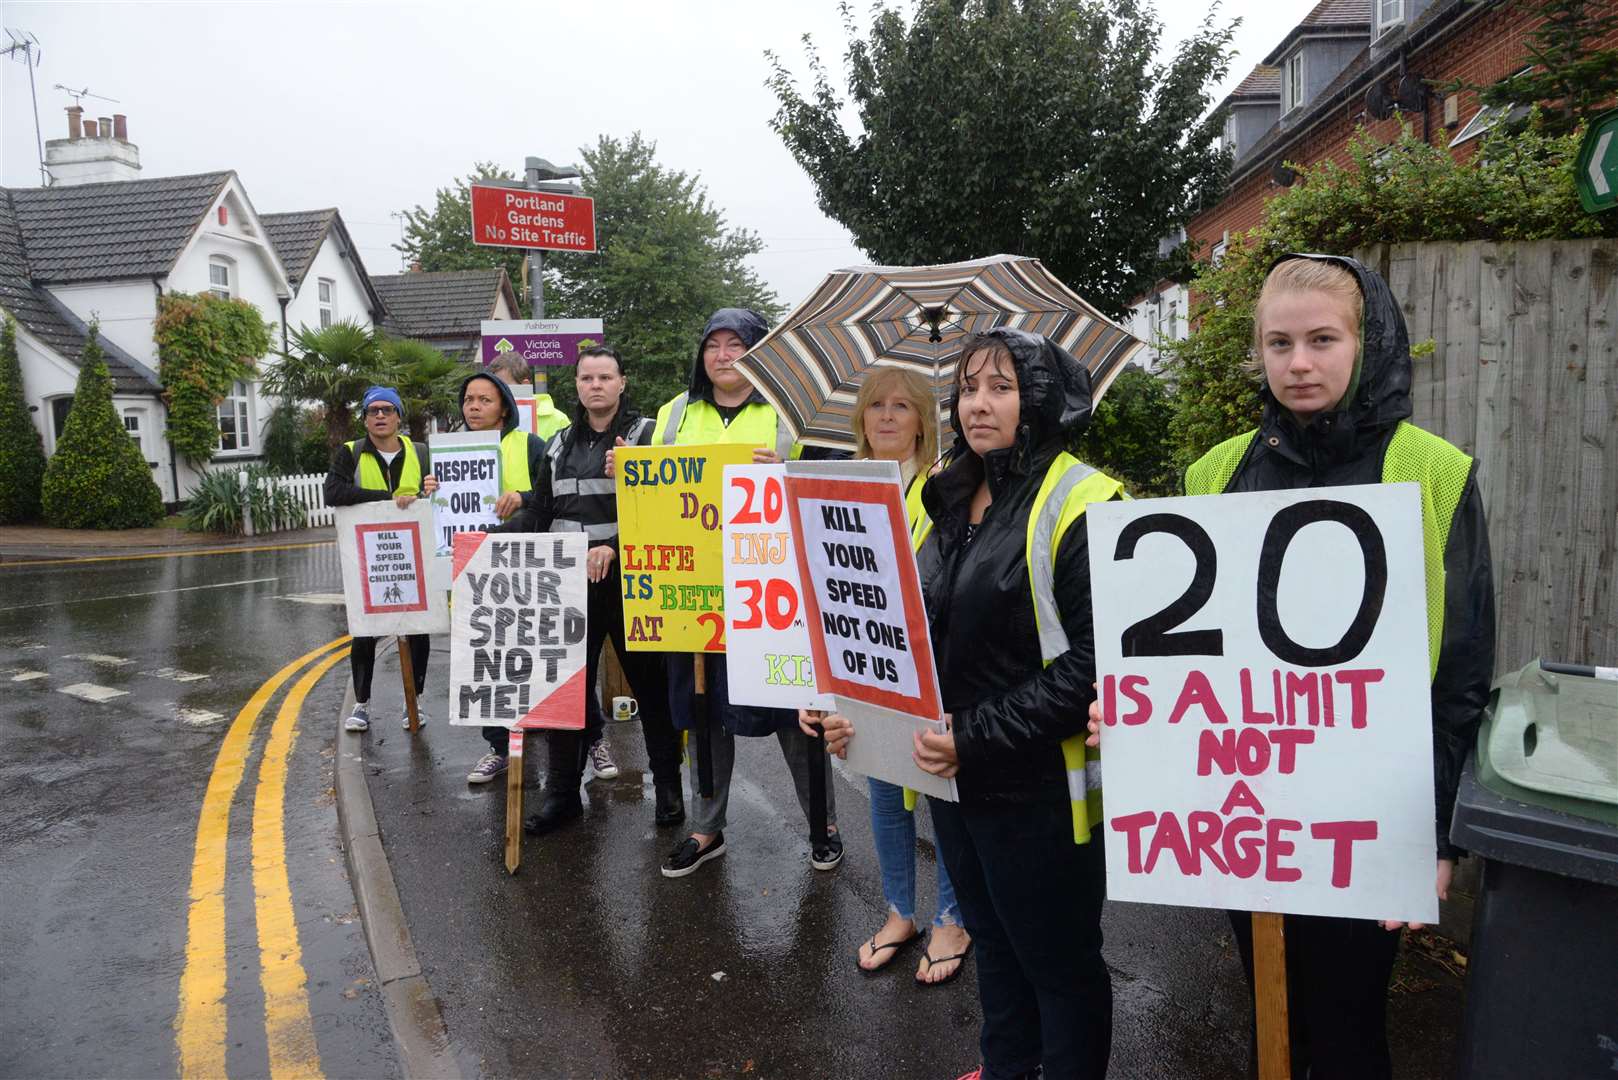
[1087,483,1438,924]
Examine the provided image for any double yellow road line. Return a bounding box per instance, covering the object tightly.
[175,635,351,1079]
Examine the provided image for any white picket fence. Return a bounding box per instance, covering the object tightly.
[266,472,334,530]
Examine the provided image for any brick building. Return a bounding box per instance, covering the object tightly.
[1127,0,1618,360]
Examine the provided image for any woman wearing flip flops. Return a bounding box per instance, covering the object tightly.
[802,367,973,986]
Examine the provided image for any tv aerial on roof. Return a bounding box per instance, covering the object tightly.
[3,29,49,186]
[54,84,121,107]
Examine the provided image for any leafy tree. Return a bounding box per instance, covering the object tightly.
[1162,116,1613,469]
[154,292,272,465]
[382,336,472,441]
[1072,365,1178,496]
[544,134,782,412]
[395,162,529,302]
[766,0,1235,318]
[260,321,388,450]
[1464,0,1618,134]
[41,324,164,529]
[0,316,48,523]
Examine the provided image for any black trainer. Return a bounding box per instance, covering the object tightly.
[524,792,582,835]
[661,832,725,878]
[811,830,844,871]
[654,780,685,827]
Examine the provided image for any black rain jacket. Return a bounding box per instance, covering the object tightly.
[686,308,771,408]
[323,436,431,506]
[495,398,652,543]
[1210,253,1495,861]
[454,371,548,519]
[917,328,1113,804]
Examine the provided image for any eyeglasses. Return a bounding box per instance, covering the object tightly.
[364,406,398,417]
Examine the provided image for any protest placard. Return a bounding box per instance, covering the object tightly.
[449,532,588,731]
[1087,483,1437,924]
[721,464,834,711]
[334,501,449,636]
[785,460,954,801]
[428,431,503,559]
[615,443,754,653]
[510,384,538,435]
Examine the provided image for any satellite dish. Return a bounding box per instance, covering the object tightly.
[1365,82,1394,120]
[1396,72,1428,112]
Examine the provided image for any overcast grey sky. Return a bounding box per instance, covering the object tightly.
[2,1,1321,308]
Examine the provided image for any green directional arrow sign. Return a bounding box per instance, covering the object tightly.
[494,337,515,354]
[1574,108,1618,214]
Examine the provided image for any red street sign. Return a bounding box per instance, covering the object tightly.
[470,183,596,252]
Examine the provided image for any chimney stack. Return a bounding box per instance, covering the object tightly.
[45,109,142,185]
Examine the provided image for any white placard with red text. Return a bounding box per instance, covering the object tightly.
[335,501,449,636]
[1087,483,1437,922]
[449,532,588,731]
[722,464,835,711]
[786,459,954,801]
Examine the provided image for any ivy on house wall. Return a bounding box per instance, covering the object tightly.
[154,292,273,465]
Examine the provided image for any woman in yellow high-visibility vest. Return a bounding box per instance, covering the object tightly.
[322,385,439,732]
[1091,255,1495,1079]
[454,370,553,785]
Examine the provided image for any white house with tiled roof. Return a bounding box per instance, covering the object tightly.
[2,111,384,503]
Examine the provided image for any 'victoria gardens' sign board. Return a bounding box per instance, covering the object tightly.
[449,532,588,730]
[616,443,755,653]
[721,464,834,712]
[428,431,503,560]
[481,319,605,367]
[1087,483,1437,923]
[334,501,449,637]
[785,460,954,801]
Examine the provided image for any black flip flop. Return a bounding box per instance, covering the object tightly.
[915,939,974,986]
[856,928,923,976]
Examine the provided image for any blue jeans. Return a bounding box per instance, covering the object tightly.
[869,777,960,927]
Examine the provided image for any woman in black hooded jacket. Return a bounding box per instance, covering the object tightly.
[910,328,1124,1080]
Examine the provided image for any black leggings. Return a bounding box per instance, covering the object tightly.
[350,634,429,703]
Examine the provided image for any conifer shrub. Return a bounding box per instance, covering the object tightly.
[0,317,47,523]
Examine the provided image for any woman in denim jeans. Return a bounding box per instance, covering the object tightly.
[803,367,973,984]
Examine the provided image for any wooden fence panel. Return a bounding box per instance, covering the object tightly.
[1353,239,1617,672]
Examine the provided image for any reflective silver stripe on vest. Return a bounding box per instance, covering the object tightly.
[660,393,688,445]
[551,478,616,496]
[550,519,619,541]
[1030,462,1097,664]
[773,419,794,461]
[1067,759,1104,800]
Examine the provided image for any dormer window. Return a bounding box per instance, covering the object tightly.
[1283,51,1306,114]
[1377,0,1405,35]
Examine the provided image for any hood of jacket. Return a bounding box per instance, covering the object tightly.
[687,308,770,405]
[1259,253,1413,459]
[458,371,521,436]
[942,327,1094,498]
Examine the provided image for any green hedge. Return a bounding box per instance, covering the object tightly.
[40,326,165,529]
[0,317,47,523]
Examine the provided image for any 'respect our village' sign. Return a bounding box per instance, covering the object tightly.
[470,183,596,252]
[1087,483,1439,925]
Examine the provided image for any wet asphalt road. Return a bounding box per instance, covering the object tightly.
[0,541,396,1080]
[0,539,1469,1079]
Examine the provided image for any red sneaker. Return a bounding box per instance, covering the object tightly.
[953,1068,983,1080]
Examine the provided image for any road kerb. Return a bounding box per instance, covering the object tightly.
[333,671,464,1080]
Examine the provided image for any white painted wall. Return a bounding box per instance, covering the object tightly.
[47,281,159,369]
[283,230,376,336]
[1124,282,1189,375]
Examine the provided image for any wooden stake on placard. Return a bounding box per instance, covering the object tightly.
[504,730,524,875]
[398,637,420,733]
[1252,912,1292,1080]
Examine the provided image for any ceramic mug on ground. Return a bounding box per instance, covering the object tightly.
[611,696,639,722]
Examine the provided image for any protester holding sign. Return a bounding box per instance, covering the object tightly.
[622,308,839,878]
[451,371,553,784]
[323,386,439,731]
[1173,254,1495,1078]
[801,368,972,984]
[495,346,685,834]
[909,329,1123,1080]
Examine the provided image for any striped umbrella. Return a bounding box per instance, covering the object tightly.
[736,253,1146,452]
